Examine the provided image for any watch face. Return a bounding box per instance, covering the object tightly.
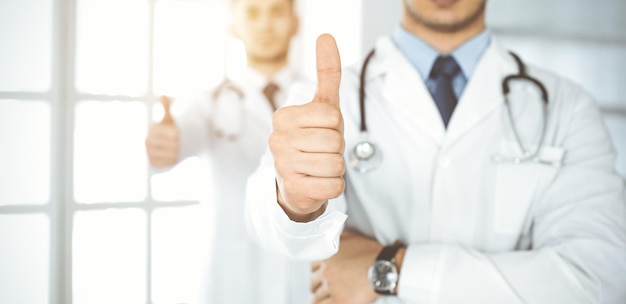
[368,260,398,292]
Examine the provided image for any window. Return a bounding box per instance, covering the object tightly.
[0,0,363,303]
[70,0,224,302]
[0,0,54,303]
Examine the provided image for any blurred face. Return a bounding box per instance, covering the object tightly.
[231,0,298,64]
[403,0,486,32]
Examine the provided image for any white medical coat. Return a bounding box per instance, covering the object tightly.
[174,67,312,304]
[245,37,626,303]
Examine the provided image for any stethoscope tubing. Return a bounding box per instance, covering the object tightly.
[359,49,377,133]
[210,79,245,141]
[352,49,552,172]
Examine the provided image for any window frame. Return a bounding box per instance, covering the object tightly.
[0,0,207,303]
[62,0,206,303]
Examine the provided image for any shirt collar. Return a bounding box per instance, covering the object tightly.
[270,67,298,91]
[391,25,491,80]
[239,66,296,92]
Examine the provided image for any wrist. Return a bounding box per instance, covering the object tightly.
[279,200,328,222]
[275,181,327,222]
[393,246,406,295]
[368,242,406,296]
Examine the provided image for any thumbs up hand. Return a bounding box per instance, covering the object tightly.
[145,96,180,167]
[160,95,174,125]
[270,34,345,222]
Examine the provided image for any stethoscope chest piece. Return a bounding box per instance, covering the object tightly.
[349,134,382,174]
[350,49,382,174]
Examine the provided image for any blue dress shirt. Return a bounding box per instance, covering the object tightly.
[392,25,491,99]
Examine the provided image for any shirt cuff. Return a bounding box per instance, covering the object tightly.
[271,194,347,248]
[250,165,347,260]
[397,243,445,303]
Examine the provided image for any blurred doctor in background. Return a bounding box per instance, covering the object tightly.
[144,0,311,303]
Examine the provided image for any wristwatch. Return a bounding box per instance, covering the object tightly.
[368,242,404,295]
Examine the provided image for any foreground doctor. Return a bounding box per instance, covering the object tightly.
[245,0,626,303]
[145,0,311,303]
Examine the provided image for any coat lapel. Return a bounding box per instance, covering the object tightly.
[371,37,518,150]
[443,39,518,150]
[378,38,446,146]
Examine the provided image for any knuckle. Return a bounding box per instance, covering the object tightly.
[168,127,179,140]
[329,178,345,198]
[295,196,316,213]
[322,264,337,279]
[330,131,344,152]
[269,132,290,154]
[274,157,290,176]
[268,133,280,151]
[281,175,295,192]
[272,108,285,130]
[340,138,346,153]
[282,177,303,201]
[272,106,294,130]
[153,124,166,134]
[331,155,346,176]
[339,136,346,154]
[327,108,342,129]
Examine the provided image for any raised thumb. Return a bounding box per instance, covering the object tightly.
[314,34,342,106]
[160,95,173,124]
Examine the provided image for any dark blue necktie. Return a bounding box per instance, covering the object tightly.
[429,56,461,128]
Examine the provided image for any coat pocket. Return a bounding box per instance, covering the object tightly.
[493,141,564,235]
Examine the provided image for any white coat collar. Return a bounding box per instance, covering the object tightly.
[231,66,302,108]
[370,35,519,149]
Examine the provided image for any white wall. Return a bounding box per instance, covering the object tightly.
[295,0,364,79]
[487,0,626,178]
[360,0,402,53]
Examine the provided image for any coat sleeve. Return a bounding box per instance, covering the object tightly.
[244,81,348,260]
[244,150,347,260]
[397,86,626,304]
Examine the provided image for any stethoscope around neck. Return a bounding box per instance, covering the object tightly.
[210,77,281,141]
[349,48,552,174]
[349,49,382,173]
[210,79,246,141]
